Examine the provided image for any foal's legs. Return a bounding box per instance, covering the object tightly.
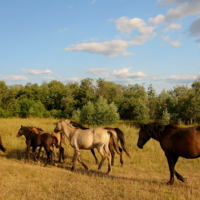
[58,145,65,163]
[26,140,31,161]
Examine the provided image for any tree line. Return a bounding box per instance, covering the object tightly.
[0,78,200,125]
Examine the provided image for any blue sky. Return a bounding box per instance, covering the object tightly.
[1,0,200,93]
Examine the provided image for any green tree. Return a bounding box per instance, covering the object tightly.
[79,97,119,125]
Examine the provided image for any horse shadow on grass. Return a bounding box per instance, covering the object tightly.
[54,161,178,187]
[2,149,193,189]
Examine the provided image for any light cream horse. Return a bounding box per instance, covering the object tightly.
[54,119,121,174]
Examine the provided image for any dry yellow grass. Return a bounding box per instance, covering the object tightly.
[0,118,200,200]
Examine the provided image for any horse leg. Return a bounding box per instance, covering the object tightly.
[52,145,57,159]
[110,146,115,166]
[174,171,187,182]
[26,140,31,161]
[91,149,98,164]
[71,148,78,171]
[44,148,54,166]
[36,146,43,161]
[76,150,89,171]
[109,139,115,166]
[119,147,124,166]
[166,154,178,185]
[58,146,65,163]
[97,144,111,174]
[104,144,112,174]
[172,156,187,183]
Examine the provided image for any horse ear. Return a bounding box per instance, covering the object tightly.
[21,125,23,128]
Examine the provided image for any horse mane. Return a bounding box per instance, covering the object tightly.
[142,123,165,140]
[30,126,44,132]
[164,124,179,129]
[142,123,180,140]
[70,121,88,130]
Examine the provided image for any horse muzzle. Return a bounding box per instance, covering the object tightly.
[137,143,143,149]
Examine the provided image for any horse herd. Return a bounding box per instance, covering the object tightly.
[1,119,200,185]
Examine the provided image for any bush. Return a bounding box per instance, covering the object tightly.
[77,97,120,126]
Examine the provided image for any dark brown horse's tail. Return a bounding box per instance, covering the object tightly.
[0,135,6,152]
[114,128,131,158]
[108,131,121,155]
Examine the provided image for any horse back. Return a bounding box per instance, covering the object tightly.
[73,127,110,149]
[162,125,200,158]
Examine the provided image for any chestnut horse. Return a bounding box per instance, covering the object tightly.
[70,121,130,166]
[0,135,6,152]
[137,123,200,185]
[54,119,121,174]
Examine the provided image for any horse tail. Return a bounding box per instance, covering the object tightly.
[114,128,131,158]
[108,131,121,155]
[0,135,6,152]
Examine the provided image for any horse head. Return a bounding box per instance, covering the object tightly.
[137,124,151,149]
[16,125,26,138]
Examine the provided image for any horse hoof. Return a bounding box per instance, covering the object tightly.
[71,167,75,172]
[166,181,173,185]
[182,178,187,183]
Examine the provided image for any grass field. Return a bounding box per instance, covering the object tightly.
[0,118,200,200]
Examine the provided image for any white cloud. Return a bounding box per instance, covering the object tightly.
[163,23,182,32]
[22,69,53,75]
[65,32,156,57]
[166,75,197,84]
[165,1,200,22]
[88,68,109,75]
[154,74,197,84]
[115,17,155,35]
[64,16,156,57]
[64,40,132,57]
[162,35,170,41]
[63,77,81,83]
[43,76,55,80]
[149,14,165,25]
[157,0,197,7]
[110,67,147,82]
[149,1,200,25]
[2,75,29,81]
[188,16,200,36]
[58,28,68,32]
[170,40,181,47]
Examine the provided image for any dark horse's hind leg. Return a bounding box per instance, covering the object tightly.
[58,146,65,163]
[166,154,186,185]
[119,147,123,166]
[110,147,115,166]
[91,149,98,164]
[44,149,53,166]
[174,171,187,183]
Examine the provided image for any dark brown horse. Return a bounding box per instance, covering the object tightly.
[28,126,65,163]
[70,121,130,166]
[32,132,58,166]
[137,123,200,185]
[0,135,6,152]
[16,125,64,165]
